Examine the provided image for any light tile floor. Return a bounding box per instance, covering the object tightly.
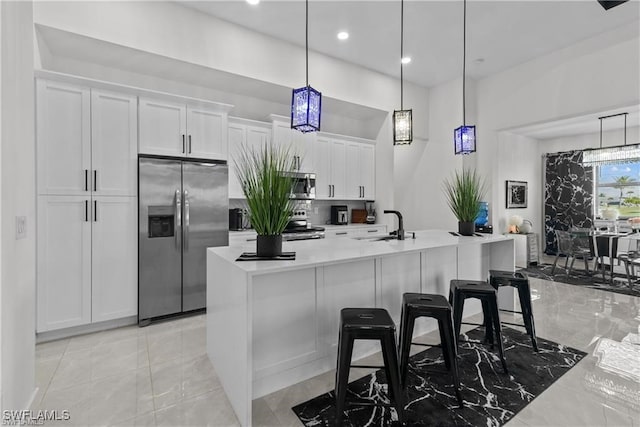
[34,276,640,426]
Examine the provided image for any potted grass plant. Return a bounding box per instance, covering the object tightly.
[443,168,486,236]
[234,142,297,257]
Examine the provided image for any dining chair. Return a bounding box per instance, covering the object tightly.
[551,230,590,275]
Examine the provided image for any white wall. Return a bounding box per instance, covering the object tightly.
[394,78,463,231]
[475,30,639,235]
[1,0,36,410]
[495,133,541,235]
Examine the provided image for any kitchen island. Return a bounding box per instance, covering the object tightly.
[207,230,514,426]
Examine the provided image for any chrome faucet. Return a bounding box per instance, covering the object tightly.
[384,210,405,240]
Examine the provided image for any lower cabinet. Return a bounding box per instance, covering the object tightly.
[37,195,137,333]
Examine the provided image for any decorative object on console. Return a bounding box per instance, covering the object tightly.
[519,219,533,234]
[443,168,486,236]
[454,0,476,155]
[506,180,527,208]
[234,143,296,258]
[291,0,321,133]
[393,0,412,145]
[508,215,523,233]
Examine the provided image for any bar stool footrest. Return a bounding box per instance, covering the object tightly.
[499,309,523,315]
[411,342,441,348]
[350,364,384,370]
[502,321,526,328]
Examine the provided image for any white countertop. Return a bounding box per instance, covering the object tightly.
[209,230,509,275]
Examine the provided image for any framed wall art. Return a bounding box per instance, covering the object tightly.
[506,180,527,208]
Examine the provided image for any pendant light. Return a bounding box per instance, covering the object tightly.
[291,0,322,133]
[582,112,639,166]
[393,0,412,145]
[454,0,476,155]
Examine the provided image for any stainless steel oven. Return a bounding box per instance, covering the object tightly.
[283,172,316,200]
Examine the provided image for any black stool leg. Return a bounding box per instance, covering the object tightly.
[481,298,494,347]
[451,290,464,350]
[381,332,404,424]
[440,313,463,408]
[398,305,415,386]
[517,282,539,352]
[488,296,508,373]
[335,331,354,425]
[437,318,451,372]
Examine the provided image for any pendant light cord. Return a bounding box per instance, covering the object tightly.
[305,0,309,87]
[598,112,630,148]
[400,0,404,109]
[462,0,467,126]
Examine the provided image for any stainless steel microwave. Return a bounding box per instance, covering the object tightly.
[282,172,316,200]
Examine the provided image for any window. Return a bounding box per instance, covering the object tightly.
[595,162,640,218]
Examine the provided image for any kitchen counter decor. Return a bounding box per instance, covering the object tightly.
[443,168,486,236]
[234,142,297,257]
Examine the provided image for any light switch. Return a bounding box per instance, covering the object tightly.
[16,216,27,240]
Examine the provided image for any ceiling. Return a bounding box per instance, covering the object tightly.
[181,0,640,88]
[510,106,640,140]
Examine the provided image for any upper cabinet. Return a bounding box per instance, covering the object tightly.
[36,80,137,197]
[345,142,375,200]
[314,136,374,201]
[271,117,315,173]
[228,118,271,199]
[139,97,229,160]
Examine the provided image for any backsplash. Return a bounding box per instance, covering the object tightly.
[229,198,377,227]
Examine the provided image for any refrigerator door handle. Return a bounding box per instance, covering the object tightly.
[175,189,182,249]
[184,190,190,251]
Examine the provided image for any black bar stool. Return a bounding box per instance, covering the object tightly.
[335,308,404,425]
[489,270,538,352]
[398,293,463,407]
[449,279,508,373]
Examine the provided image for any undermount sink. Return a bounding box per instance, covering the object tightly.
[352,234,400,242]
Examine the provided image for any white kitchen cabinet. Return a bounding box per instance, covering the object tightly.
[139,97,186,157]
[228,119,271,198]
[37,81,137,197]
[314,136,374,200]
[37,195,138,332]
[139,97,229,160]
[91,197,138,322]
[186,106,227,159]
[271,118,314,172]
[91,90,138,196]
[345,142,375,200]
[314,137,346,199]
[36,80,91,196]
[360,144,376,199]
[324,225,387,239]
[37,196,92,332]
[329,139,347,199]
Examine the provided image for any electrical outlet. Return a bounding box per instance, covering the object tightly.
[16,216,27,240]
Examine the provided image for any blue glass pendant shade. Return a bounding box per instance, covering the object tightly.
[454,125,476,154]
[291,85,322,133]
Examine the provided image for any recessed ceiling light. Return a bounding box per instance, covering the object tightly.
[337,31,349,40]
[401,57,412,65]
[246,0,260,5]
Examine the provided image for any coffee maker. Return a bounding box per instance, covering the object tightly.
[365,200,376,224]
[330,205,348,225]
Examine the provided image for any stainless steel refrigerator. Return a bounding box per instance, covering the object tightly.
[138,156,228,324]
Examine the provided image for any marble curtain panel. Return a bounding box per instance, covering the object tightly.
[292,327,585,427]
[545,151,594,254]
